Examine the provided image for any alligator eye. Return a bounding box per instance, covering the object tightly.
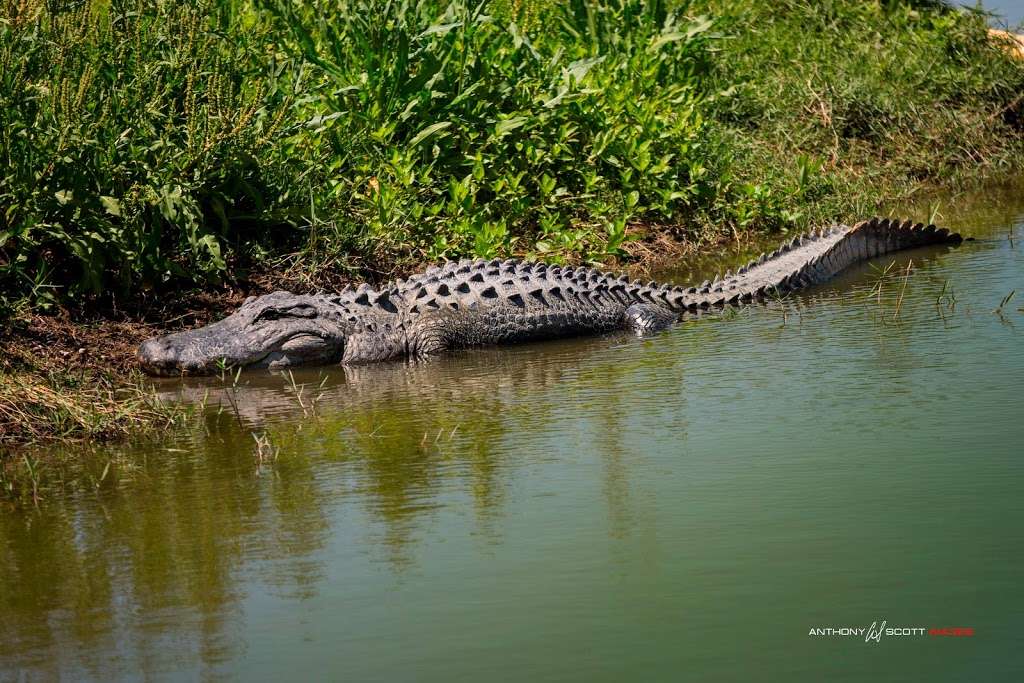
[256,305,317,323]
[286,305,318,318]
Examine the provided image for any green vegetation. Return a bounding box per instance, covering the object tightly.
[1,0,1022,315]
[1,0,1022,451]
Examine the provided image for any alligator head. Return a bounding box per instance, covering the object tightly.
[138,291,346,376]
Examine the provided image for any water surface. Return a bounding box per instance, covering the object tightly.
[2,184,1023,681]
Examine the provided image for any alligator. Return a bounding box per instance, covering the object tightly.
[138,217,963,376]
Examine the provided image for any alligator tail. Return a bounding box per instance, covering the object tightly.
[664,217,963,311]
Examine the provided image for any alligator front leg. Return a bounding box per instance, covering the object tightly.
[341,329,408,363]
[622,303,677,335]
[404,317,453,359]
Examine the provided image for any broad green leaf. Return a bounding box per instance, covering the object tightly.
[494,117,528,138]
[409,121,452,147]
[100,196,122,217]
[197,234,226,271]
[305,112,343,130]
[564,57,604,84]
[649,16,714,51]
[419,22,461,39]
[686,15,715,39]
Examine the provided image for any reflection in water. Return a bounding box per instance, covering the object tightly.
[1,179,1023,680]
[0,428,331,677]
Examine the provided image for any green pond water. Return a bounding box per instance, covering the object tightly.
[3,184,1024,681]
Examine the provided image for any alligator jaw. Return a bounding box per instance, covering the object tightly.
[137,326,272,376]
[137,291,348,376]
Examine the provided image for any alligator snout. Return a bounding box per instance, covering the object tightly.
[137,334,206,376]
[138,293,343,375]
[137,324,249,376]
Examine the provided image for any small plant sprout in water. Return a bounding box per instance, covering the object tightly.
[935,279,954,322]
[766,286,791,326]
[252,431,279,470]
[216,359,244,427]
[21,454,42,506]
[936,279,958,314]
[867,259,898,305]
[892,260,914,321]
[419,425,459,450]
[283,370,329,418]
[994,290,1016,322]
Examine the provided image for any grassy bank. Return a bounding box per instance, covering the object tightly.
[0,370,181,444]
[0,333,187,451]
[2,0,1023,447]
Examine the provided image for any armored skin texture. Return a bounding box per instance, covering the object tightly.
[138,217,963,376]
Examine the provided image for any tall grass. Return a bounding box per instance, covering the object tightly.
[0,0,292,310]
[704,1,1024,221]
[1,0,1022,314]
[259,0,719,265]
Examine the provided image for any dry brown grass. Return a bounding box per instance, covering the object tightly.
[989,29,1024,60]
[0,372,184,447]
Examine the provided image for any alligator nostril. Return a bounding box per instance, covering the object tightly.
[138,337,172,368]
